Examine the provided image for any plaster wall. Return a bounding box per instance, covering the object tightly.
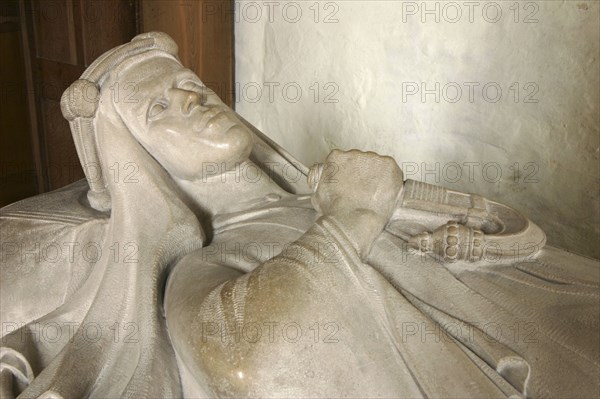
[235,1,600,258]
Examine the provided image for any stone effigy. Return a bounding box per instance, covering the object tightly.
[1,32,598,398]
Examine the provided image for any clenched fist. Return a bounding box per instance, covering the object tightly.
[308,149,404,258]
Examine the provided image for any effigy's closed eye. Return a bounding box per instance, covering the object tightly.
[148,100,167,120]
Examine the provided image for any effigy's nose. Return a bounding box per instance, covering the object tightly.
[183,91,201,114]
[167,88,202,115]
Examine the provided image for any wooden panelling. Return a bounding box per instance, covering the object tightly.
[41,100,84,189]
[22,0,138,191]
[0,22,37,207]
[0,29,34,168]
[79,0,137,65]
[32,0,78,64]
[37,58,85,100]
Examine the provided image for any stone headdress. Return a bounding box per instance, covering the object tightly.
[60,31,179,212]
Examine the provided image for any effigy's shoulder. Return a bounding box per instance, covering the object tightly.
[1,179,109,328]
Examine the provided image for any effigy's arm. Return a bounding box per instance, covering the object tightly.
[243,115,547,265]
[169,149,512,398]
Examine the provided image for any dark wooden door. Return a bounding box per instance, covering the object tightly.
[1,1,38,207]
[21,0,138,191]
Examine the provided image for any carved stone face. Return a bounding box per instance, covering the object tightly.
[113,56,253,181]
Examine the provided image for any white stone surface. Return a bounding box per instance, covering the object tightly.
[235,0,600,258]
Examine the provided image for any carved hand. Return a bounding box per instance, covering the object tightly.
[309,149,404,258]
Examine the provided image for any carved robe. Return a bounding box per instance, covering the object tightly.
[2,169,599,398]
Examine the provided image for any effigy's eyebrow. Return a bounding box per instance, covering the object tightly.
[172,69,203,86]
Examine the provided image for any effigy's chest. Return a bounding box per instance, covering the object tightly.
[205,201,318,271]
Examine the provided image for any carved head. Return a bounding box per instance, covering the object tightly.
[108,51,253,182]
[60,32,253,211]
